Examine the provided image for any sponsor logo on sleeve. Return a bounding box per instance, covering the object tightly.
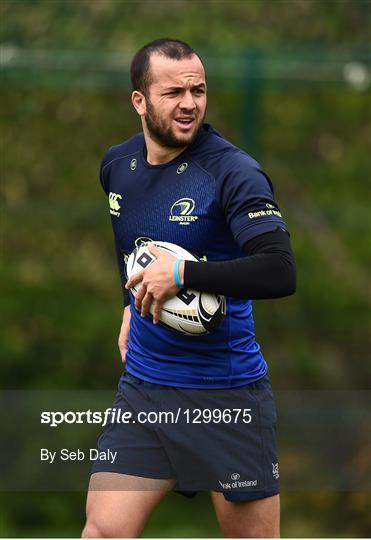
[248,203,282,220]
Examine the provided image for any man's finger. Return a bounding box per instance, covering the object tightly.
[125,270,144,289]
[141,291,153,317]
[119,346,127,364]
[135,284,147,311]
[152,299,164,324]
[146,243,162,258]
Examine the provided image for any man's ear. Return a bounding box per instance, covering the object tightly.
[132,91,146,116]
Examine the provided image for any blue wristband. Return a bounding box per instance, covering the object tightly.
[173,259,184,289]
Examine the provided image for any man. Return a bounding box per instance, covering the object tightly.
[82,38,295,538]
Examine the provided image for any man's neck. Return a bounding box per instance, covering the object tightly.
[144,131,187,165]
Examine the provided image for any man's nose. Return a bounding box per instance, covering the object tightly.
[179,91,196,110]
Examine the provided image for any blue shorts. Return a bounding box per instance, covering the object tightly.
[91,371,279,502]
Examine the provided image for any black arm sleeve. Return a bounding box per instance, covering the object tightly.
[183,227,296,299]
[114,239,130,308]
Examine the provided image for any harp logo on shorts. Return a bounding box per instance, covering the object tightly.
[109,192,122,217]
[169,198,198,225]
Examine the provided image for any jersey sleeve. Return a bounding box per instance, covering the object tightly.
[99,145,118,195]
[99,160,108,194]
[115,238,130,307]
[99,146,129,307]
[216,152,288,248]
[99,154,111,195]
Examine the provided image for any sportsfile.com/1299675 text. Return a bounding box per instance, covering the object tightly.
[40,408,253,427]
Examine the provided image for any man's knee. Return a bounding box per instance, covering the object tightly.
[81,521,101,538]
[215,494,280,538]
[82,520,109,538]
[220,520,279,538]
[81,518,135,539]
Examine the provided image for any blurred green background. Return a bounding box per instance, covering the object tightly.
[1,0,370,537]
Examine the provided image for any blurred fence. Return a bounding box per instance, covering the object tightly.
[1,43,370,154]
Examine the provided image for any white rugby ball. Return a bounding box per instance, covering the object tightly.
[126,241,226,335]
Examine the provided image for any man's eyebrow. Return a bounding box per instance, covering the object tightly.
[163,83,206,92]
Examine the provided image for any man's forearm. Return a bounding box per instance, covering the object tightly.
[183,228,296,300]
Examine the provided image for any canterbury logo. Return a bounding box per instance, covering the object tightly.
[169,198,198,225]
[109,192,122,217]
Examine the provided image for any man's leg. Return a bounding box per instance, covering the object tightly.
[82,472,175,538]
[211,491,280,538]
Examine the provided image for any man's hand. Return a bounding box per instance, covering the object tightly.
[118,305,131,363]
[125,244,185,324]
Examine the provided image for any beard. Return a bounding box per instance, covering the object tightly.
[144,98,204,149]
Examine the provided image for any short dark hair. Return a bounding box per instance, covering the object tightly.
[130,38,203,96]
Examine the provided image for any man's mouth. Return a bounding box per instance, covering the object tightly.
[175,117,195,127]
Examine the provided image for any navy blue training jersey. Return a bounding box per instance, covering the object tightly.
[100,124,288,388]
